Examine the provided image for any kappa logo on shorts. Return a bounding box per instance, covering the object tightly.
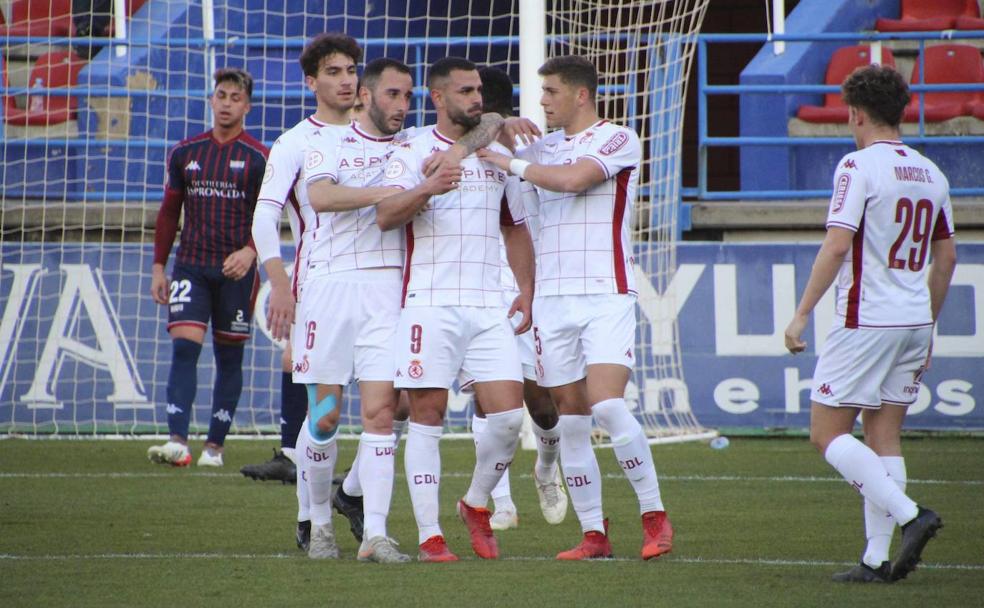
[293,355,310,374]
[625,348,634,360]
[408,359,424,379]
[817,383,833,396]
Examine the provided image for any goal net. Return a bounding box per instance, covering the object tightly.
[0,0,711,442]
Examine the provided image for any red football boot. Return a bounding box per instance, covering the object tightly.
[417,535,459,563]
[556,519,613,560]
[457,500,499,559]
[641,510,673,560]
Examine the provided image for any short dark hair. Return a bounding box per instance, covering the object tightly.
[538,55,598,100]
[299,33,362,78]
[361,57,412,93]
[428,56,477,88]
[479,66,515,116]
[841,64,910,127]
[213,67,253,99]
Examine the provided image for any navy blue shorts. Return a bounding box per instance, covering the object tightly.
[167,262,259,342]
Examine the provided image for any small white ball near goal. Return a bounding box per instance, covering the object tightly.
[710,436,730,450]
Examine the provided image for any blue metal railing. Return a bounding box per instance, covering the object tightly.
[690,31,984,200]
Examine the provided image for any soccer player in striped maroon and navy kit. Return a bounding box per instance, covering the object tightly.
[147,68,269,468]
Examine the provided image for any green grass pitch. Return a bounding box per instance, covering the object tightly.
[1,437,982,607]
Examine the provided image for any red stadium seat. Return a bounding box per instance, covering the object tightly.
[0,54,19,121]
[904,44,984,122]
[3,51,86,126]
[955,15,984,30]
[876,0,980,32]
[797,45,897,123]
[0,0,73,38]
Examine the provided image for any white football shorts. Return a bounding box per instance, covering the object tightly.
[394,305,523,389]
[292,268,402,386]
[811,325,932,408]
[532,293,637,388]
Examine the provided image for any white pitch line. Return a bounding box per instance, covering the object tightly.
[0,471,981,486]
[0,552,980,571]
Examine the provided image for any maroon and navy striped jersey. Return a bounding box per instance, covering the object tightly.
[154,130,268,268]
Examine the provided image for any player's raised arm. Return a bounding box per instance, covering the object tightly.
[305,134,399,211]
[375,165,461,230]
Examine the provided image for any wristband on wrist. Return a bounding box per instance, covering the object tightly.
[509,158,531,179]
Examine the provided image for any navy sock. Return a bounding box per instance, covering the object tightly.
[166,338,202,439]
[280,371,307,449]
[206,341,244,446]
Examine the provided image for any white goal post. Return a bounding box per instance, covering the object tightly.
[0,0,711,443]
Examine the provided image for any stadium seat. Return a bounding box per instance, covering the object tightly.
[876,0,980,32]
[904,44,984,122]
[796,45,897,123]
[0,54,19,122]
[955,15,984,30]
[3,51,86,126]
[0,0,73,38]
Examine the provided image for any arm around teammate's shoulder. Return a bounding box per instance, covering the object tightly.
[375,163,462,230]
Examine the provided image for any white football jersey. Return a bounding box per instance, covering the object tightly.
[303,121,404,273]
[826,140,954,329]
[499,176,540,292]
[256,116,337,293]
[381,127,527,308]
[521,119,641,296]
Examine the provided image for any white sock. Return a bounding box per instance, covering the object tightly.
[281,446,296,463]
[464,408,523,509]
[491,468,515,513]
[392,418,409,452]
[863,456,907,568]
[593,398,664,513]
[531,417,561,482]
[473,415,515,512]
[824,434,918,525]
[342,450,362,497]
[305,435,338,527]
[559,414,604,534]
[359,432,396,540]
[295,420,311,522]
[405,422,443,544]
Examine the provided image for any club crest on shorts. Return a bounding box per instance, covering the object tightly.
[408,359,424,379]
[293,355,310,374]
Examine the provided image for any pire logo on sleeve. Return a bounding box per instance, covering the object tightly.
[831,174,851,214]
[599,132,629,156]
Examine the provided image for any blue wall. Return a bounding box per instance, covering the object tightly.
[2,242,981,435]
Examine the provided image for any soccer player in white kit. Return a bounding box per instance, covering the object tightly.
[376,57,535,563]
[296,57,416,563]
[249,32,362,557]
[785,65,956,583]
[468,66,567,532]
[478,55,673,561]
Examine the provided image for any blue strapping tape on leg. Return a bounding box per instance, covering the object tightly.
[306,385,338,443]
